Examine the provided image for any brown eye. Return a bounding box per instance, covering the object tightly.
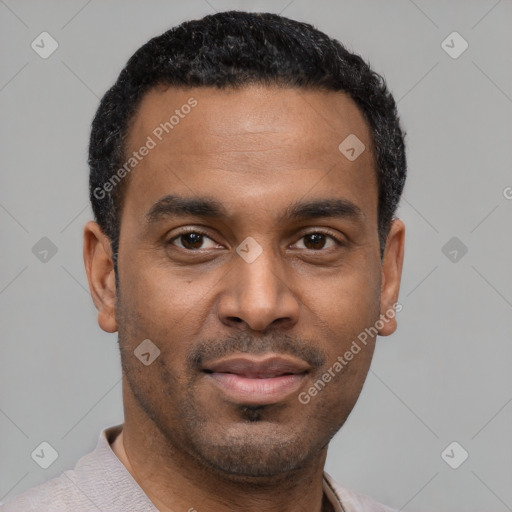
[293,232,340,251]
[178,233,204,250]
[304,233,327,250]
[169,231,219,251]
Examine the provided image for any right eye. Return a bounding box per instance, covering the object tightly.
[168,230,221,251]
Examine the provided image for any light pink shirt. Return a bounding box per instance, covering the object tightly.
[1,425,396,511]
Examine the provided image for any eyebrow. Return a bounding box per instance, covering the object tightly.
[284,197,364,223]
[145,194,364,225]
[146,195,228,224]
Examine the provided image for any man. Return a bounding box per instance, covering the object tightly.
[2,10,406,512]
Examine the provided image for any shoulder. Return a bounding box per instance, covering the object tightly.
[1,425,157,512]
[324,472,398,512]
[0,425,124,512]
[0,470,89,512]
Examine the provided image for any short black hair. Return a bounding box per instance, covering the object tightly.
[88,10,406,267]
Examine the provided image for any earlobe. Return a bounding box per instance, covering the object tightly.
[83,221,118,333]
[378,219,405,337]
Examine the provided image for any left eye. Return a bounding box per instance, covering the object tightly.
[292,233,340,250]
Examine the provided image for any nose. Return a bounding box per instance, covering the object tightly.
[217,243,300,332]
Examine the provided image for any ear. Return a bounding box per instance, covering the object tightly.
[378,219,405,336]
[83,221,118,333]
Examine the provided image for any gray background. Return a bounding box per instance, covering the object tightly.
[1,0,511,510]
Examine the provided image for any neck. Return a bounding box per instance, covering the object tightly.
[111,416,330,512]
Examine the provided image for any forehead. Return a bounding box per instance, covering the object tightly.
[122,85,377,227]
[128,84,373,155]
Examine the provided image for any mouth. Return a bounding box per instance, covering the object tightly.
[202,355,309,406]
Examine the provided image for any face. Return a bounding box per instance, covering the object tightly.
[85,84,404,479]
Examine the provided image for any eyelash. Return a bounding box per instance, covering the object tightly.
[167,228,344,251]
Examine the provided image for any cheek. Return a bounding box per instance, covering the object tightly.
[117,259,218,358]
[120,258,181,315]
[307,275,379,419]
[315,260,381,334]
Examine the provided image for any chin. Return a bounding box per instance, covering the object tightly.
[183,420,325,479]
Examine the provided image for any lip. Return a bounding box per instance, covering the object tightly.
[202,355,309,405]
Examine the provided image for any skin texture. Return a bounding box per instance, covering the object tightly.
[83,85,405,512]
